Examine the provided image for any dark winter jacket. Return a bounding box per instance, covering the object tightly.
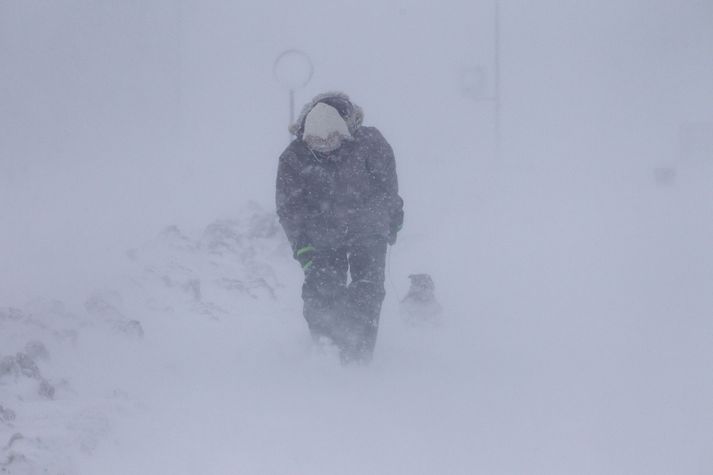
[276,94,404,251]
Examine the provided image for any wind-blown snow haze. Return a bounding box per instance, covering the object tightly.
[1,1,712,474]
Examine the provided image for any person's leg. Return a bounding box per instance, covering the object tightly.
[301,247,348,344]
[342,235,388,362]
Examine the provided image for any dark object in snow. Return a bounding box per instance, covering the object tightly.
[182,279,202,301]
[0,307,24,322]
[0,356,15,378]
[0,353,41,380]
[38,379,55,400]
[14,353,40,379]
[276,92,404,363]
[400,274,442,326]
[653,167,676,186]
[114,320,144,338]
[0,405,15,423]
[0,352,54,399]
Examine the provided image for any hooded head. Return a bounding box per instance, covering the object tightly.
[289,92,364,153]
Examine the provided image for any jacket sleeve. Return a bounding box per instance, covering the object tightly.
[276,149,306,251]
[365,128,404,230]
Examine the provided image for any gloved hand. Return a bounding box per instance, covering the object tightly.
[294,243,316,272]
[387,223,401,245]
[388,209,404,245]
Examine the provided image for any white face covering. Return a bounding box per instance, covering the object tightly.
[302,102,353,153]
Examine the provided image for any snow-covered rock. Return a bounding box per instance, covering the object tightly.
[0,204,295,474]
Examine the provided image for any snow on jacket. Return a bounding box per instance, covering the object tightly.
[276,93,404,250]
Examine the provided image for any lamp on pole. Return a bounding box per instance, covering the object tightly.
[273,49,314,139]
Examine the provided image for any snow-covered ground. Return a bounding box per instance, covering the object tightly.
[2,162,712,474]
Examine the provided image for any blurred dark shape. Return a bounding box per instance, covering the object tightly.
[38,379,56,400]
[400,273,442,326]
[653,167,677,187]
[0,405,16,424]
[114,320,145,339]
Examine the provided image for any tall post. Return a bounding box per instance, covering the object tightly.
[274,49,313,143]
[494,0,501,160]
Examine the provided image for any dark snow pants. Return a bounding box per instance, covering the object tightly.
[301,235,387,362]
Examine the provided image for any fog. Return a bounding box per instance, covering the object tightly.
[1,1,712,474]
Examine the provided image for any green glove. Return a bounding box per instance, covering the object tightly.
[294,244,315,271]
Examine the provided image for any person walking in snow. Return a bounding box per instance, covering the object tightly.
[276,92,404,363]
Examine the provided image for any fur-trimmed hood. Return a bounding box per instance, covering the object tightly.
[289,91,364,138]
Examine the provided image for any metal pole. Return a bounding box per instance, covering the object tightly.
[289,89,296,142]
[494,0,501,160]
[289,89,295,126]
